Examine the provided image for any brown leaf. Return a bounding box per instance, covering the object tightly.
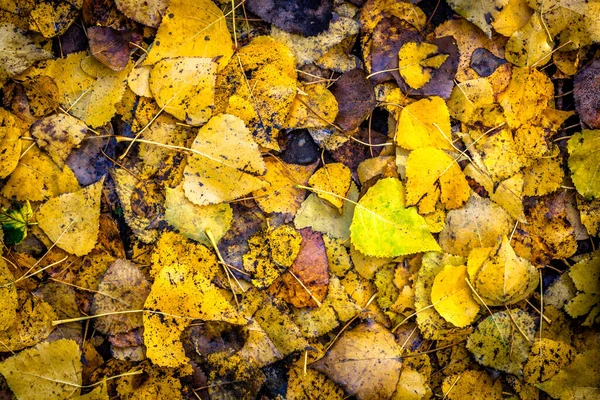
[574,58,600,129]
[246,0,333,36]
[87,26,132,71]
[330,69,376,131]
[271,228,329,308]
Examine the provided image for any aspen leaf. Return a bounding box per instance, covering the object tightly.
[491,0,533,37]
[144,261,245,368]
[0,256,17,331]
[90,259,151,335]
[311,321,403,400]
[37,178,103,256]
[182,114,266,205]
[524,338,575,384]
[396,96,453,151]
[431,265,480,328]
[505,12,553,67]
[149,57,217,125]
[522,155,564,196]
[467,236,538,306]
[446,78,494,123]
[398,42,449,89]
[164,185,232,246]
[447,0,509,37]
[285,84,338,129]
[578,197,600,237]
[0,22,52,76]
[567,130,600,200]
[0,293,57,351]
[466,310,536,375]
[24,52,131,128]
[405,147,470,210]
[127,65,152,98]
[2,145,80,202]
[30,113,87,167]
[116,365,182,399]
[114,0,168,27]
[536,348,600,399]
[144,0,233,68]
[441,370,503,400]
[253,158,317,216]
[308,163,352,211]
[286,358,345,400]
[0,339,82,400]
[0,108,22,179]
[350,178,441,257]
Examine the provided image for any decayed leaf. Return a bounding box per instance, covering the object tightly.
[574,58,600,129]
[578,197,600,236]
[253,158,317,216]
[467,236,538,306]
[447,0,510,37]
[405,147,470,210]
[311,321,402,400]
[524,338,575,384]
[2,145,80,201]
[396,96,453,151]
[28,1,81,38]
[182,114,266,205]
[431,265,480,328]
[144,260,245,368]
[274,228,330,308]
[144,0,233,68]
[295,182,358,241]
[285,84,338,129]
[114,0,168,27]
[447,78,495,123]
[243,225,302,289]
[0,293,57,351]
[0,201,33,245]
[37,178,103,256]
[398,42,449,89]
[350,178,441,257]
[439,193,513,256]
[466,310,536,375]
[567,130,600,200]
[286,357,344,400]
[149,57,217,125]
[505,12,553,67]
[116,364,182,399]
[441,370,503,400]
[90,259,151,335]
[564,251,600,326]
[164,185,232,246]
[522,155,564,196]
[0,339,82,400]
[536,348,600,399]
[0,108,23,179]
[87,26,131,72]
[0,22,52,76]
[30,113,87,167]
[308,163,352,211]
[329,68,377,132]
[246,0,333,36]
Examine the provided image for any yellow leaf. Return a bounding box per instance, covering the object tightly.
[398,42,448,89]
[467,236,538,306]
[127,65,152,97]
[439,193,514,256]
[144,0,233,69]
[491,0,533,37]
[28,2,80,38]
[567,130,600,200]
[30,113,87,167]
[536,348,600,399]
[0,108,23,179]
[0,339,82,400]
[308,163,352,211]
[396,96,453,151]
[144,261,245,368]
[114,0,168,28]
[405,147,470,210]
[285,84,338,129]
[446,78,494,123]
[523,155,564,196]
[447,0,510,37]
[149,57,217,125]
[23,52,131,128]
[182,114,266,205]
[2,145,80,201]
[442,370,503,400]
[0,22,52,76]
[431,265,480,327]
[37,178,104,256]
[0,256,16,330]
[505,12,554,67]
[164,185,232,246]
[253,158,317,215]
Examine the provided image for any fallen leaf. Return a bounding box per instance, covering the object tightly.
[0,256,17,331]
[87,26,131,71]
[0,108,23,179]
[246,0,333,36]
[311,321,402,400]
[398,42,449,89]
[396,96,453,151]
[329,68,376,132]
[308,163,352,211]
[567,130,600,200]
[447,0,509,37]
[350,178,441,257]
[505,12,553,67]
[564,251,600,326]
[466,310,535,375]
[0,22,52,76]
[0,339,82,400]
[431,264,480,328]
[37,178,103,256]
[536,348,600,399]
[0,201,33,245]
[574,58,600,129]
[441,370,503,400]
[30,113,87,167]
[114,0,168,27]
[524,338,575,384]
